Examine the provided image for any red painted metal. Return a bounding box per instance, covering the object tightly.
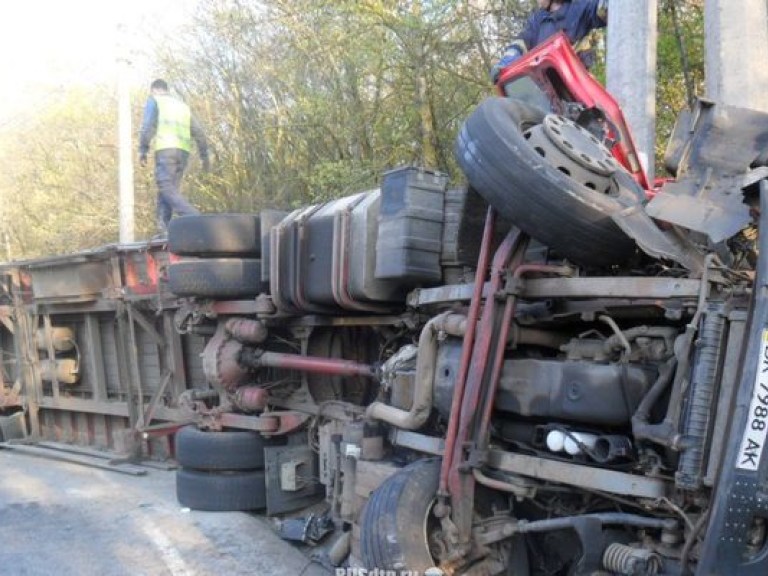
[219,412,280,432]
[439,207,496,495]
[256,351,377,379]
[202,326,251,393]
[234,386,269,412]
[225,318,268,344]
[496,32,651,192]
[122,250,162,295]
[217,410,309,436]
[444,224,525,550]
[266,411,312,436]
[331,206,392,313]
[476,264,571,447]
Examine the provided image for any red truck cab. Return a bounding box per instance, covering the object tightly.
[495,32,652,192]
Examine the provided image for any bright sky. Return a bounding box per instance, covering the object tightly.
[0,0,198,124]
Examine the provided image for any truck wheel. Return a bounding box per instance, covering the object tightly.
[168,214,261,257]
[176,469,267,511]
[455,97,637,268]
[175,426,266,471]
[360,459,442,572]
[168,258,262,298]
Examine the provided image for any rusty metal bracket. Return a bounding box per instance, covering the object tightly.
[264,411,312,436]
[217,411,279,433]
[214,410,311,436]
[127,304,165,347]
[464,447,489,469]
[138,419,197,440]
[141,372,172,430]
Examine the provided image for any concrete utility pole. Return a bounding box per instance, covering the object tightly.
[117,23,135,244]
[606,0,658,183]
[705,0,768,112]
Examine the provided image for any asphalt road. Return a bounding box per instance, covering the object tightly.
[0,448,330,576]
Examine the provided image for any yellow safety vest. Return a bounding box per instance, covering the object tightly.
[154,94,192,152]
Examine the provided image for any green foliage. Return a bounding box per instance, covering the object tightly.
[157,0,525,211]
[0,87,156,259]
[656,0,704,172]
[0,0,707,259]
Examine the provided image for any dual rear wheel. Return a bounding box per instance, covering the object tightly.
[167,214,267,299]
[174,426,267,512]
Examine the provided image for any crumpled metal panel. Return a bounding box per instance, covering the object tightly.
[648,98,768,244]
[605,170,706,274]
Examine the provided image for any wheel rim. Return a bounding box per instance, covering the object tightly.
[524,114,620,194]
[424,497,444,567]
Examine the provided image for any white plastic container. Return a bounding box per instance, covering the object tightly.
[546,429,599,456]
[564,432,599,456]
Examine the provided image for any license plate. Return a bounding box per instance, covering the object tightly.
[737,329,768,470]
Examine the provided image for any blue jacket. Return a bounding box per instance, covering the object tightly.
[517,0,607,53]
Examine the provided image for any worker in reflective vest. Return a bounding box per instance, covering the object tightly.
[139,79,210,235]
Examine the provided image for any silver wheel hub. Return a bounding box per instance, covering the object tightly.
[524,114,621,194]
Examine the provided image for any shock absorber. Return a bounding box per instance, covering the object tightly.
[676,304,726,490]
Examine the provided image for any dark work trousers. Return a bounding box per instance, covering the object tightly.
[154,148,199,230]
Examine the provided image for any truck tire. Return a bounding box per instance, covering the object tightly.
[176,469,267,511]
[360,459,441,572]
[168,214,261,257]
[455,97,636,268]
[175,426,266,471]
[167,258,262,298]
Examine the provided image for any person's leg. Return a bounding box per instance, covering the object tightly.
[156,196,172,234]
[154,151,175,233]
[165,150,199,218]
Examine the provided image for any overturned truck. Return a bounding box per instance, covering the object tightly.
[2,34,768,575]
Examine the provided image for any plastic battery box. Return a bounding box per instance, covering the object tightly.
[375,167,448,283]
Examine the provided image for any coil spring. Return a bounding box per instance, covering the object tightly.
[602,543,661,575]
